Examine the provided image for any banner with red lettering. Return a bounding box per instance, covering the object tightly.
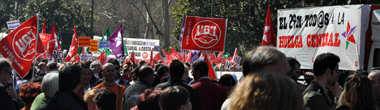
[181,16,227,51]
[277,5,370,70]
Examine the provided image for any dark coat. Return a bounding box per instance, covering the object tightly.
[93,78,130,87]
[0,85,16,110]
[155,78,201,110]
[45,90,88,110]
[190,78,227,110]
[303,80,333,110]
[122,79,152,110]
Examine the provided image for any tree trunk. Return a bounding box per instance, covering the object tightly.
[162,0,170,49]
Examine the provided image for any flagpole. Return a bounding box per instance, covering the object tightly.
[220,52,223,79]
[32,13,40,83]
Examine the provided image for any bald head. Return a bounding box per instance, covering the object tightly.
[102,63,114,71]
[138,65,154,79]
[369,70,380,97]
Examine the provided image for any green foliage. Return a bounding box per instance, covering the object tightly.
[172,0,349,56]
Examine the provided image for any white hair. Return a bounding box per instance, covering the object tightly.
[90,61,101,71]
[41,71,59,98]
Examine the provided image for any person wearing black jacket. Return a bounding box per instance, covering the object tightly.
[0,59,16,110]
[155,60,200,110]
[45,64,88,110]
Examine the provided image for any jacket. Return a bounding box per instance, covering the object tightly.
[190,78,227,110]
[122,79,152,110]
[303,80,333,110]
[45,90,88,110]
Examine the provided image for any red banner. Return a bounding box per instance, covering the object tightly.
[181,16,227,51]
[65,25,79,62]
[0,15,44,77]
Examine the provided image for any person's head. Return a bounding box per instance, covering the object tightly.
[338,74,375,109]
[102,63,116,83]
[242,46,291,76]
[18,83,42,105]
[139,60,147,66]
[137,65,155,85]
[107,58,121,74]
[94,87,116,110]
[184,62,191,70]
[41,59,48,64]
[0,59,12,85]
[157,66,169,79]
[354,69,369,76]
[368,70,380,97]
[158,60,163,64]
[47,62,58,71]
[84,88,101,110]
[182,65,190,81]
[137,88,163,110]
[41,71,59,98]
[90,61,102,74]
[154,64,164,72]
[170,60,185,79]
[313,53,340,85]
[287,57,301,82]
[230,72,303,110]
[191,61,208,82]
[38,62,47,72]
[159,86,191,110]
[81,63,93,85]
[218,74,237,94]
[59,64,82,91]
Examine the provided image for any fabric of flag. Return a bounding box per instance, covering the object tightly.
[47,24,61,55]
[42,19,46,34]
[214,52,224,64]
[65,25,79,62]
[153,53,161,63]
[123,40,128,56]
[130,51,136,63]
[107,25,124,59]
[100,26,111,55]
[186,50,192,63]
[179,15,186,52]
[97,50,107,65]
[261,4,276,46]
[162,50,171,65]
[0,15,44,77]
[190,50,199,64]
[75,54,80,62]
[202,51,217,79]
[150,48,154,67]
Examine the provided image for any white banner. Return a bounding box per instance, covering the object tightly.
[277,5,371,70]
[125,38,160,60]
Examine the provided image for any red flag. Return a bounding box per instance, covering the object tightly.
[39,33,51,47]
[65,25,79,62]
[231,48,237,62]
[261,4,276,46]
[182,16,227,51]
[162,50,171,65]
[0,15,44,77]
[47,24,62,55]
[186,50,192,62]
[153,53,161,63]
[42,19,46,34]
[75,54,80,62]
[97,50,106,65]
[170,46,183,61]
[131,51,135,62]
[123,57,131,64]
[214,52,224,64]
[69,54,76,64]
[150,48,154,67]
[202,51,217,79]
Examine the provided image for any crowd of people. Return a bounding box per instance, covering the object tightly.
[0,46,380,110]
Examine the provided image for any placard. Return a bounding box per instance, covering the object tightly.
[78,37,91,47]
[89,39,99,52]
[6,20,20,32]
[53,50,63,59]
[98,41,110,49]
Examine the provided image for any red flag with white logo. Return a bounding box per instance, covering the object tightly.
[261,4,276,46]
[201,51,217,79]
[97,50,106,65]
[47,24,61,55]
[214,52,223,64]
[0,15,44,77]
[75,54,80,62]
[181,16,227,51]
[65,25,79,62]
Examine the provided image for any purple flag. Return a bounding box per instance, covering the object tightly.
[180,15,186,52]
[190,50,199,64]
[107,25,125,59]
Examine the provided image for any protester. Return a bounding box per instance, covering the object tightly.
[0,59,16,110]
[287,57,306,91]
[32,62,48,82]
[132,88,163,110]
[30,72,59,110]
[45,64,88,109]
[368,70,380,107]
[94,87,117,110]
[229,72,304,110]
[159,86,192,110]
[191,60,226,110]
[94,59,130,88]
[90,61,102,80]
[77,63,94,100]
[303,53,342,110]
[19,82,42,110]
[84,88,101,110]
[182,65,193,85]
[336,74,376,110]
[123,65,154,110]
[47,62,58,72]
[122,62,133,82]
[94,63,126,110]
[218,74,237,95]
[155,60,200,110]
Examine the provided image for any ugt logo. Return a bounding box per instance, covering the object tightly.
[192,20,222,48]
[142,52,149,59]
[13,26,36,61]
[341,21,357,50]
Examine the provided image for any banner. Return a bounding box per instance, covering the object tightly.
[7,20,20,32]
[277,5,370,70]
[98,41,110,49]
[89,39,99,52]
[80,54,92,61]
[181,16,228,51]
[53,50,63,59]
[125,38,159,60]
[78,37,91,47]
